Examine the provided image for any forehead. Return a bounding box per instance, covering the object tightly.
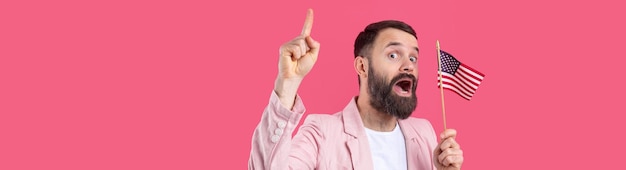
[373,28,418,50]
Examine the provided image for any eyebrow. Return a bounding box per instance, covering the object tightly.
[385,42,420,53]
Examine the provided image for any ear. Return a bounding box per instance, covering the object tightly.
[354,56,369,79]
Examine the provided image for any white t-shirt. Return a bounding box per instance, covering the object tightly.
[365,123,408,170]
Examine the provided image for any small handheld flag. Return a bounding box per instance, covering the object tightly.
[436,40,485,129]
[437,49,485,100]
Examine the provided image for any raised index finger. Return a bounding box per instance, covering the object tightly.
[301,9,314,36]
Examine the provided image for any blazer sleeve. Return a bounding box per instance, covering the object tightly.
[248,91,322,170]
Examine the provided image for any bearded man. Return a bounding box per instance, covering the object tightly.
[249,9,464,170]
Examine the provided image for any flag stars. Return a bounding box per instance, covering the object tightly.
[440,51,460,74]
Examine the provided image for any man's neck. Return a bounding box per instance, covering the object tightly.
[356,96,398,132]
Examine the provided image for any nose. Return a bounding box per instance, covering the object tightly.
[400,58,415,73]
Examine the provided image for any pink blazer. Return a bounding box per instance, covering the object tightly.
[249,91,438,170]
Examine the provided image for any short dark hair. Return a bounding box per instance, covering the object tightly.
[354,20,417,58]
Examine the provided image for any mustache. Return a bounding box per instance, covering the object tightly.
[390,73,417,86]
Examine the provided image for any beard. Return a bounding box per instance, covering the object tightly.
[367,65,418,120]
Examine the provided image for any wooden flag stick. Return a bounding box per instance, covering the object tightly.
[436,40,447,130]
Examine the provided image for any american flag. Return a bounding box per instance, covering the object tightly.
[438,50,485,100]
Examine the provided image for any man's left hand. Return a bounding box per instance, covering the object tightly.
[434,129,464,170]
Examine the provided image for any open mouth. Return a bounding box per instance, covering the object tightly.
[393,78,413,96]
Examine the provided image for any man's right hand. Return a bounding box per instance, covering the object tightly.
[274,9,320,109]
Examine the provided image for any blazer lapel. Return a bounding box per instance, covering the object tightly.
[342,97,373,170]
[399,120,434,170]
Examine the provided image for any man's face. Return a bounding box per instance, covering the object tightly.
[366,28,419,119]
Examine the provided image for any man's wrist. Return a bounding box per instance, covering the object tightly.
[274,77,303,110]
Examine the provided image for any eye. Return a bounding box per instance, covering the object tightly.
[389,53,398,59]
[409,56,417,63]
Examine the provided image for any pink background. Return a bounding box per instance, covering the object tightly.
[2,0,625,169]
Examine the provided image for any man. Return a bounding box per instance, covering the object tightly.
[249,9,464,170]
